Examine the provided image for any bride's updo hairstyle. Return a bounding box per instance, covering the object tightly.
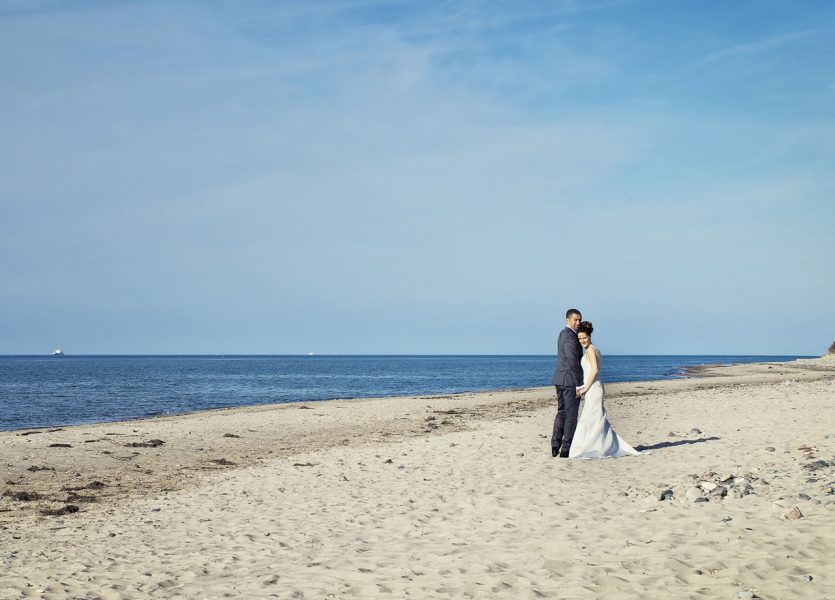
[578,321,594,336]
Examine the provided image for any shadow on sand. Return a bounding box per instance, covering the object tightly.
[635,436,720,452]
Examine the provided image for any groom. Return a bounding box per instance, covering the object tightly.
[551,308,583,458]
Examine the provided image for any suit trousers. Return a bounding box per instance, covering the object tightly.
[552,385,580,452]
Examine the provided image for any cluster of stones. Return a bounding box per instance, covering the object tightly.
[657,471,761,503]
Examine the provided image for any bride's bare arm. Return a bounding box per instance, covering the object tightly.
[578,347,600,395]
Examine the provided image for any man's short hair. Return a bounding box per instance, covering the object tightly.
[566,308,581,319]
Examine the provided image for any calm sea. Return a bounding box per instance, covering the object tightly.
[0,355,806,432]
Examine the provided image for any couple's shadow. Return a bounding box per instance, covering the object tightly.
[634,436,720,452]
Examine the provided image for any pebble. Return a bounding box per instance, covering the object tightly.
[699,481,717,492]
[784,506,803,520]
[802,575,813,582]
[658,489,674,501]
[690,428,702,435]
[710,487,728,500]
[728,477,754,499]
[686,487,703,502]
[765,447,775,452]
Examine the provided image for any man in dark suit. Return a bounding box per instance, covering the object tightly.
[551,308,583,458]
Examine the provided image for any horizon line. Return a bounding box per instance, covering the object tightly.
[0,353,818,358]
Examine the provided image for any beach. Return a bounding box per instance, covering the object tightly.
[1,358,834,599]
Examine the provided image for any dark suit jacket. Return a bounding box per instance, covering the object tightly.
[551,326,583,387]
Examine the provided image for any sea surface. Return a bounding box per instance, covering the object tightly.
[0,355,807,432]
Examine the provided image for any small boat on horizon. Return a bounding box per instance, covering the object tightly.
[52,348,65,356]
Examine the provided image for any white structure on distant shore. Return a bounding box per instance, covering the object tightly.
[52,348,64,356]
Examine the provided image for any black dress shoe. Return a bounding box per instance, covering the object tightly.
[559,450,570,458]
[551,447,559,457]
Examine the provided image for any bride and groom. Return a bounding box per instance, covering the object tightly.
[551,308,640,459]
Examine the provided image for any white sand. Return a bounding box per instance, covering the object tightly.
[1,360,834,599]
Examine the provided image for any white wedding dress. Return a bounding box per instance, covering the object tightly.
[569,347,640,459]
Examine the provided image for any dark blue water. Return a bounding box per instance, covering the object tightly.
[0,355,806,431]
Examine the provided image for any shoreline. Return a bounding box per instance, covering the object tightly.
[1,358,831,524]
[0,355,816,435]
[2,357,834,598]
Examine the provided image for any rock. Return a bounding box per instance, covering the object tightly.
[710,486,728,500]
[785,506,803,520]
[658,489,674,501]
[686,487,704,502]
[729,477,754,498]
[690,428,702,435]
[699,481,718,492]
[694,497,708,503]
[667,431,677,437]
[765,447,775,452]
[797,493,811,500]
[696,470,717,481]
[721,516,732,522]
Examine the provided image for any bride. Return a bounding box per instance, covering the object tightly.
[569,321,640,459]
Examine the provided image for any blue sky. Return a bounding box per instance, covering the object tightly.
[1,0,833,355]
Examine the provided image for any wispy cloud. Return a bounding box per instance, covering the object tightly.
[702,28,820,63]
